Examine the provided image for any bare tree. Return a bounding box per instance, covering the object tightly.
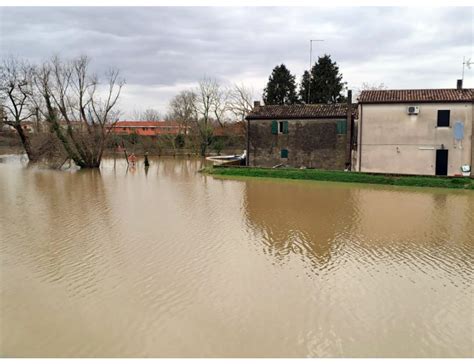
[141,108,161,121]
[168,90,197,135]
[0,57,38,161]
[354,82,388,99]
[130,108,161,121]
[192,78,231,156]
[227,83,255,121]
[33,55,125,168]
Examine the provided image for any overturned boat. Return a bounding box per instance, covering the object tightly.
[206,150,246,166]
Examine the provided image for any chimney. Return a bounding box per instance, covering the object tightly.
[347,90,352,105]
[457,79,463,90]
[253,100,261,108]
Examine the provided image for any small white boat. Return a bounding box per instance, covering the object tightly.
[206,150,246,166]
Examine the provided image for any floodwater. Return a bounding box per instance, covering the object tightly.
[0,155,473,358]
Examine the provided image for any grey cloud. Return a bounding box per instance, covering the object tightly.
[1,6,472,116]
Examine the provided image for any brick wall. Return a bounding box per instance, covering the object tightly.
[248,118,348,169]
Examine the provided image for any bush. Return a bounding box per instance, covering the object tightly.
[175,134,185,148]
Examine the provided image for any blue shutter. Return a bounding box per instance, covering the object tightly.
[281,149,288,158]
[271,120,278,134]
[283,120,289,134]
[337,119,347,134]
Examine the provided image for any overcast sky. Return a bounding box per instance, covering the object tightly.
[1,6,473,119]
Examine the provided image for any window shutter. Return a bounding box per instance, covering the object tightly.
[337,119,347,134]
[281,149,288,158]
[283,120,289,134]
[271,120,278,134]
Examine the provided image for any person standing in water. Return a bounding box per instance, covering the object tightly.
[144,152,150,168]
[128,153,137,167]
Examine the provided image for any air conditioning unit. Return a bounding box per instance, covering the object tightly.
[407,106,419,115]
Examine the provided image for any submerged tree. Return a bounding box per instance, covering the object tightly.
[33,55,125,168]
[0,58,38,162]
[168,89,197,136]
[191,77,231,156]
[262,64,299,105]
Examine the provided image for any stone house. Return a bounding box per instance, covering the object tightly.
[356,81,473,177]
[245,97,357,169]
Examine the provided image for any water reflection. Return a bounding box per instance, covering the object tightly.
[241,178,473,357]
[1,156,473,358]
[243,179,473,275]
[242,180,357,268]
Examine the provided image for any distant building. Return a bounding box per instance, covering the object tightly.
[1,122,35,133]
[111,121,187,136]
[357,81,473,177]
[245,97,357,169]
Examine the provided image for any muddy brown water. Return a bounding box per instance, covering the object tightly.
[0,155,472,357]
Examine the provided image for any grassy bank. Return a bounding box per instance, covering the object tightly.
[204,166,474,190]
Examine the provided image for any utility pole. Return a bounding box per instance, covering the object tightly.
[307,39,324,104]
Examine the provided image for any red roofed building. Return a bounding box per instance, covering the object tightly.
[111,121,188,136]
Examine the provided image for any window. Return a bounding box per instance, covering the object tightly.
[271,120,288,134]
[122,127,127,131]
[437,110,450,127]
[281,149,288,158]
[279,121,289,134]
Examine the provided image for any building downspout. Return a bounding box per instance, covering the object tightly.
[345,90,353,170]
[358,104,363,172]
[471,101,474,178]
[246,118,250,166]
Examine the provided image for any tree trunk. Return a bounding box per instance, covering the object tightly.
[200,142,207,157]
[14,125,38,162]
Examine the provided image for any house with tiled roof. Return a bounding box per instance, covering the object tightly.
[356,80,473,177]
[245,93,357,169]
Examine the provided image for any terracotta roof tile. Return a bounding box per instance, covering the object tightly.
[246,103,357,120]
[359,89,473,104]
[114,121,180,127]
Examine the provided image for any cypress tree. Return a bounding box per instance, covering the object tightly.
[298,70,311,103]
[309,54,346,103]
[299,54,346,104]
[262,64,299,105]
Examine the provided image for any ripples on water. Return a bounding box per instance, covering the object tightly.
[0,155,473,357]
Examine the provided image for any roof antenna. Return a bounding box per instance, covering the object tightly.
[307,39,324,104]
[462,56,472,82]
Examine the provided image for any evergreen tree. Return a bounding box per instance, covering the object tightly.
[298,70,311,103]
[262,64,299,105]
[300,54,346,104]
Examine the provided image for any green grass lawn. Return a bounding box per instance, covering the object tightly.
[203,166,474,190]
